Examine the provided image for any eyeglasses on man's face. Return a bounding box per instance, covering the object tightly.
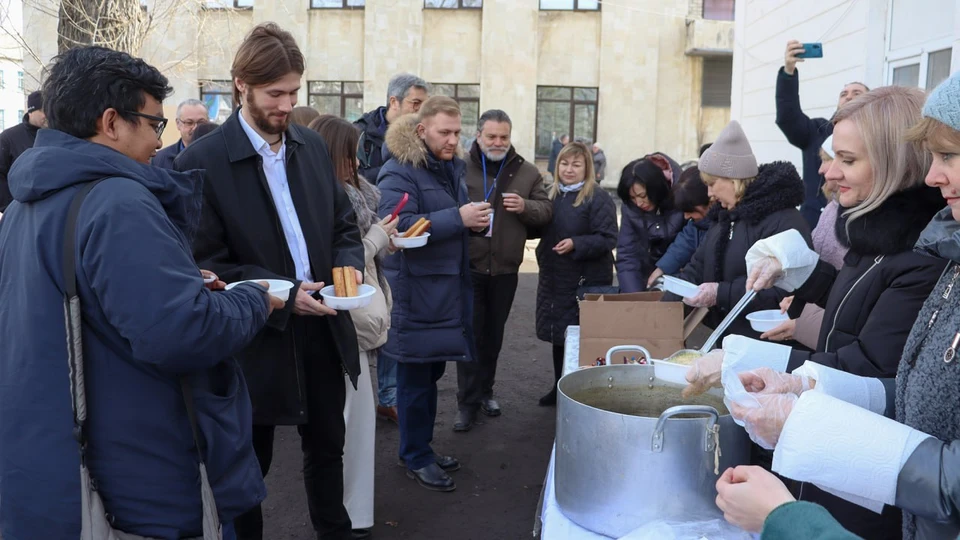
[123,110,167,139]
[177,118,208,129]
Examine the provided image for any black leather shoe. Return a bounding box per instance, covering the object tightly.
[434,454,460,472]
[480,398,501,417]
[538,388,557,406]
[406,463,456,492]
[453,409,476,432]
[351,529,372,540]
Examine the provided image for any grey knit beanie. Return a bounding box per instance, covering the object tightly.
[923,71,960,131]
[698,120,758,179]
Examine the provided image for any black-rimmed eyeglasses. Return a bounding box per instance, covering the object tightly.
[123,110,168,139]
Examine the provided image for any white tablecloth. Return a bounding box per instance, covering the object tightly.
[537,327,755,540]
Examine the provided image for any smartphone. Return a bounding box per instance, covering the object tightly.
[390,193,409,220]
[796,42,823,59]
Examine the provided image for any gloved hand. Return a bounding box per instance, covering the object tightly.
[745,256,784,292]
[739,367,813,396]
[682,349,725,398]
[683,282,719,308]
[730,392,798,450]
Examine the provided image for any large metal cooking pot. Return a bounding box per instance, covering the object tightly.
[555,362,751,538]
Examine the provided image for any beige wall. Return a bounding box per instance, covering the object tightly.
[20,0,731,175]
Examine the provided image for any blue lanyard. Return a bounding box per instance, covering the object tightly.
[481,154,505,202]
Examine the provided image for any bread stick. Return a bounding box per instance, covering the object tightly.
[332,267,347,297]
[410,219,431,238]
[403,217,427,238]
[344,266,359,297]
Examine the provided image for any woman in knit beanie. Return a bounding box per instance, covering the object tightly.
[705,72,960,540]
[674,120,811,341]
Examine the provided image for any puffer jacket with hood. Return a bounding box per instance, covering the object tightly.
[376,114,476,364]
[0,129,270,539]
[677,161,812,340]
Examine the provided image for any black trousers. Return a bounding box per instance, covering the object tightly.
[457,272,519,412]
[235,320,351,540]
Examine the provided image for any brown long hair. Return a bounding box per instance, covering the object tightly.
[231,23,304,104]
[308,115,360,188]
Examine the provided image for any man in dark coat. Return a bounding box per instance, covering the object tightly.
[454,109,553,431]
[354,72,429,184]
[176,24,364,540]
[777,39,868,228]
[547,133,567,178]
[0,90,44,211]
[377,96,490,492]
[151,98,208,170]
[0,46,278,539]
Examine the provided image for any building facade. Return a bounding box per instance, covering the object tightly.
[22,0,734,184]
[731,0,960,169]
[0,0,26,132]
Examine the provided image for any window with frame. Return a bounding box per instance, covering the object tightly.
[204,0,253,8]
[535,86,598,158]
[424,0,482,8]
[199,80,234,124]
[431,83,480,148]
[308,81,364,122]
[539,0,599,10]
[16,71,22,90]
[310,0,364,8]
[702,0,734,21]
[17,109,22,120]
[701,56,733,107]
[886,0,954,90]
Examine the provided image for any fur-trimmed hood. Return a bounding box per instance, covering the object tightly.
[837,183,944,256]
[707,161,805,224]
[383,113,464,168]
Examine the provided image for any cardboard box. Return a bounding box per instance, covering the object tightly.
[578,292,706,367]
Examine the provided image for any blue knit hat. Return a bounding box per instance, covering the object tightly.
[923,72,960,131]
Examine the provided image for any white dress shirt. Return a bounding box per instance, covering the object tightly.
[238,111,313,282]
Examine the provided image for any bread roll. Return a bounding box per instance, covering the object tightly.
[410,219,431,237]
[403,217,427,238]
[344,266,358,297]
[332,267,347,297]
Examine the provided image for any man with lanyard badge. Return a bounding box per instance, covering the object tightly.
[455,109,552,432]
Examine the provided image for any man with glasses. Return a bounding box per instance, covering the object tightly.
[152,98,208,169]
[0,45,279,538]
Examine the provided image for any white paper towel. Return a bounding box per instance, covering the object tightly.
[773,391,930,512]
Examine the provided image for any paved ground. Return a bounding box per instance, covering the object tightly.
[260,247,557,540]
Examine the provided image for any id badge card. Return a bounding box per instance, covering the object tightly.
[485,210,494,238]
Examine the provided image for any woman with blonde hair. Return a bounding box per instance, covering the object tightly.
[685,86,948,539]
[307,114,397,538]
[535,141,617,405]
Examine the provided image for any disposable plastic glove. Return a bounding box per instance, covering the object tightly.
[681,349,725,398]
[683,282,719,308]
[730,392,798,450]
[739,367,813,396]
[745,256,784,292]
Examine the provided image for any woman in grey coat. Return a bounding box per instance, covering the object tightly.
[712,72,960,540]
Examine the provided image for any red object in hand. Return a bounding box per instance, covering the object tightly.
[390,193,409,220]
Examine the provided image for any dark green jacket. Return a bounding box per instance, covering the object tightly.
[763,502,863,539]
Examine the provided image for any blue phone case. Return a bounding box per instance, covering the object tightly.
[798,43,823,59]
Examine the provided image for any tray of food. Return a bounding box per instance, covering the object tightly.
[393,218,432,248]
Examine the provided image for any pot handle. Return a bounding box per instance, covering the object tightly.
[651,405,720,453]
[604,345,653,365]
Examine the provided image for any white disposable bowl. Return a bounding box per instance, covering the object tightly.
[320,283,376,311]
[225,279,294,301]
[393,232,430,249]
[651,359,690,386]
[203,276,216,284]
[746,309,790,332]
[662,276,700,298]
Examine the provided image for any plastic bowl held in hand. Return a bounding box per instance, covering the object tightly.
[225,279,295,301]
[319,283,376,311]
[746,309,790,332]
[203,275,216,284]
[393,232,430,249]
[652,349,704,386]
[661,276,700,298]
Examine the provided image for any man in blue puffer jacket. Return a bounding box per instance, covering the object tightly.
[0,46,280,539]
[377,96,490,493]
